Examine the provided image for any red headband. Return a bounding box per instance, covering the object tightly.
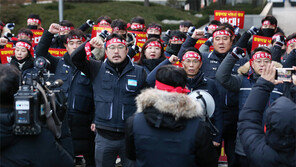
[145,41,161,49]
[99,20,110,26]
[16,41,32,51]
[262,20,276,27]
[147,27,161,33]
[208,24,218,30]
[170,36,185,43]
[106,38,126,48]
[155,80,190,94]
[18,33,33,39]
[213,30,232,38]
[66,35,86,43]
[60,26,74,31]
[182,51,201,62]
[250,51,272,65]
[131,24,145,30]
[287,38,296,47]
[27,18,41,25]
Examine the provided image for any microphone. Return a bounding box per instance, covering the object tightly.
[46,79,64,88]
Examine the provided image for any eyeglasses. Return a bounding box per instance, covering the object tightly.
[107,44,126,51]
[183,59,200,64]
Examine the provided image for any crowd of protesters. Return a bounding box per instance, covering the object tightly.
[0,12,295,167]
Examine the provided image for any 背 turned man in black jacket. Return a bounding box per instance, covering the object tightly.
[0,64,74,167]
[125,65,217,167]
[238,64,296,167]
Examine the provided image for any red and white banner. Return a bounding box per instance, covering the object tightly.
[194,38,214,52]
[4,42,13,49]
[128,30,147,62]
[91,25,112,39]
[48,48,67,57]
[0,48,14,64]
[251,35,272,51]
[214,10,245,29]
[31,29,44,47]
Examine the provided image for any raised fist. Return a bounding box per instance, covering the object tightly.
[231,47,245,59]
[247,26,259,35]
[187,26,195,36]
[274,35,285,47]
[99,30,110,40]
[86,19,94,27]
[169,55,179,64]
[0,37,8,46]
[192,29,204,40]
[48,23,61,34]
[90,36,104,49]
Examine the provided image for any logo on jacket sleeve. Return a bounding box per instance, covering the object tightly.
[128,79,137,87]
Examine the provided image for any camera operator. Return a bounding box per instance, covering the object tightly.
[238,64,296,167]
[35,23,95,166]
[0,64,74,167]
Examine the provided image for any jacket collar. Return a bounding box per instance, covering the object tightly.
[136,88,204,120]
[104,56,135,77]
[186,71,206,91]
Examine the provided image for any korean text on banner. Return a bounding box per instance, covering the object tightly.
[251,35,272,51]
[214,10,245,29]
[31,29,44,47]
[91,25,112,39]
[0,48,15,64]
[128,30,147,62]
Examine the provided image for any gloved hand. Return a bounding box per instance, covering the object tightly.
[86,19,94,27]
[131,44,141,54]
[231,47,245,59]
[165,30,171,38]
[205,37,213,46]
[274,35,285,47]
[234,25,240,36]
[99,30,110,40]
[203,25,208,34]
[247,26,259,35]
[5,23,15,30]
[3,32,14,39]
[187,26,195,36]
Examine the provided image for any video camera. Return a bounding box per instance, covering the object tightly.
[13,57,64,138]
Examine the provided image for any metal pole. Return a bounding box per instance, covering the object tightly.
[59,0,63,22]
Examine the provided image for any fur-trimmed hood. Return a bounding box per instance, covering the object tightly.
[237,61,282,75]
[136,88,204,120]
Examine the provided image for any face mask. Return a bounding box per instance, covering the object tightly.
[261,28,275,37]
[148,34,160,39]
[27,25,38,30]
[170,44,182,53]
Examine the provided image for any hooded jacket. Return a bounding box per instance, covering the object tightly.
[125,88,218,167]
[238,77,296,167]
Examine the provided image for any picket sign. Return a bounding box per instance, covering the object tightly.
[251,35,272,51]
[214,10,245,29]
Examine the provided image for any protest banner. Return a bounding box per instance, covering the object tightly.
[251,35,272,51]
[48,48,67,57]
[91,25,112,39]
[0,48,14,64]
[128,30,147,62]
[214,10,245,29]
[31,29,44,47]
